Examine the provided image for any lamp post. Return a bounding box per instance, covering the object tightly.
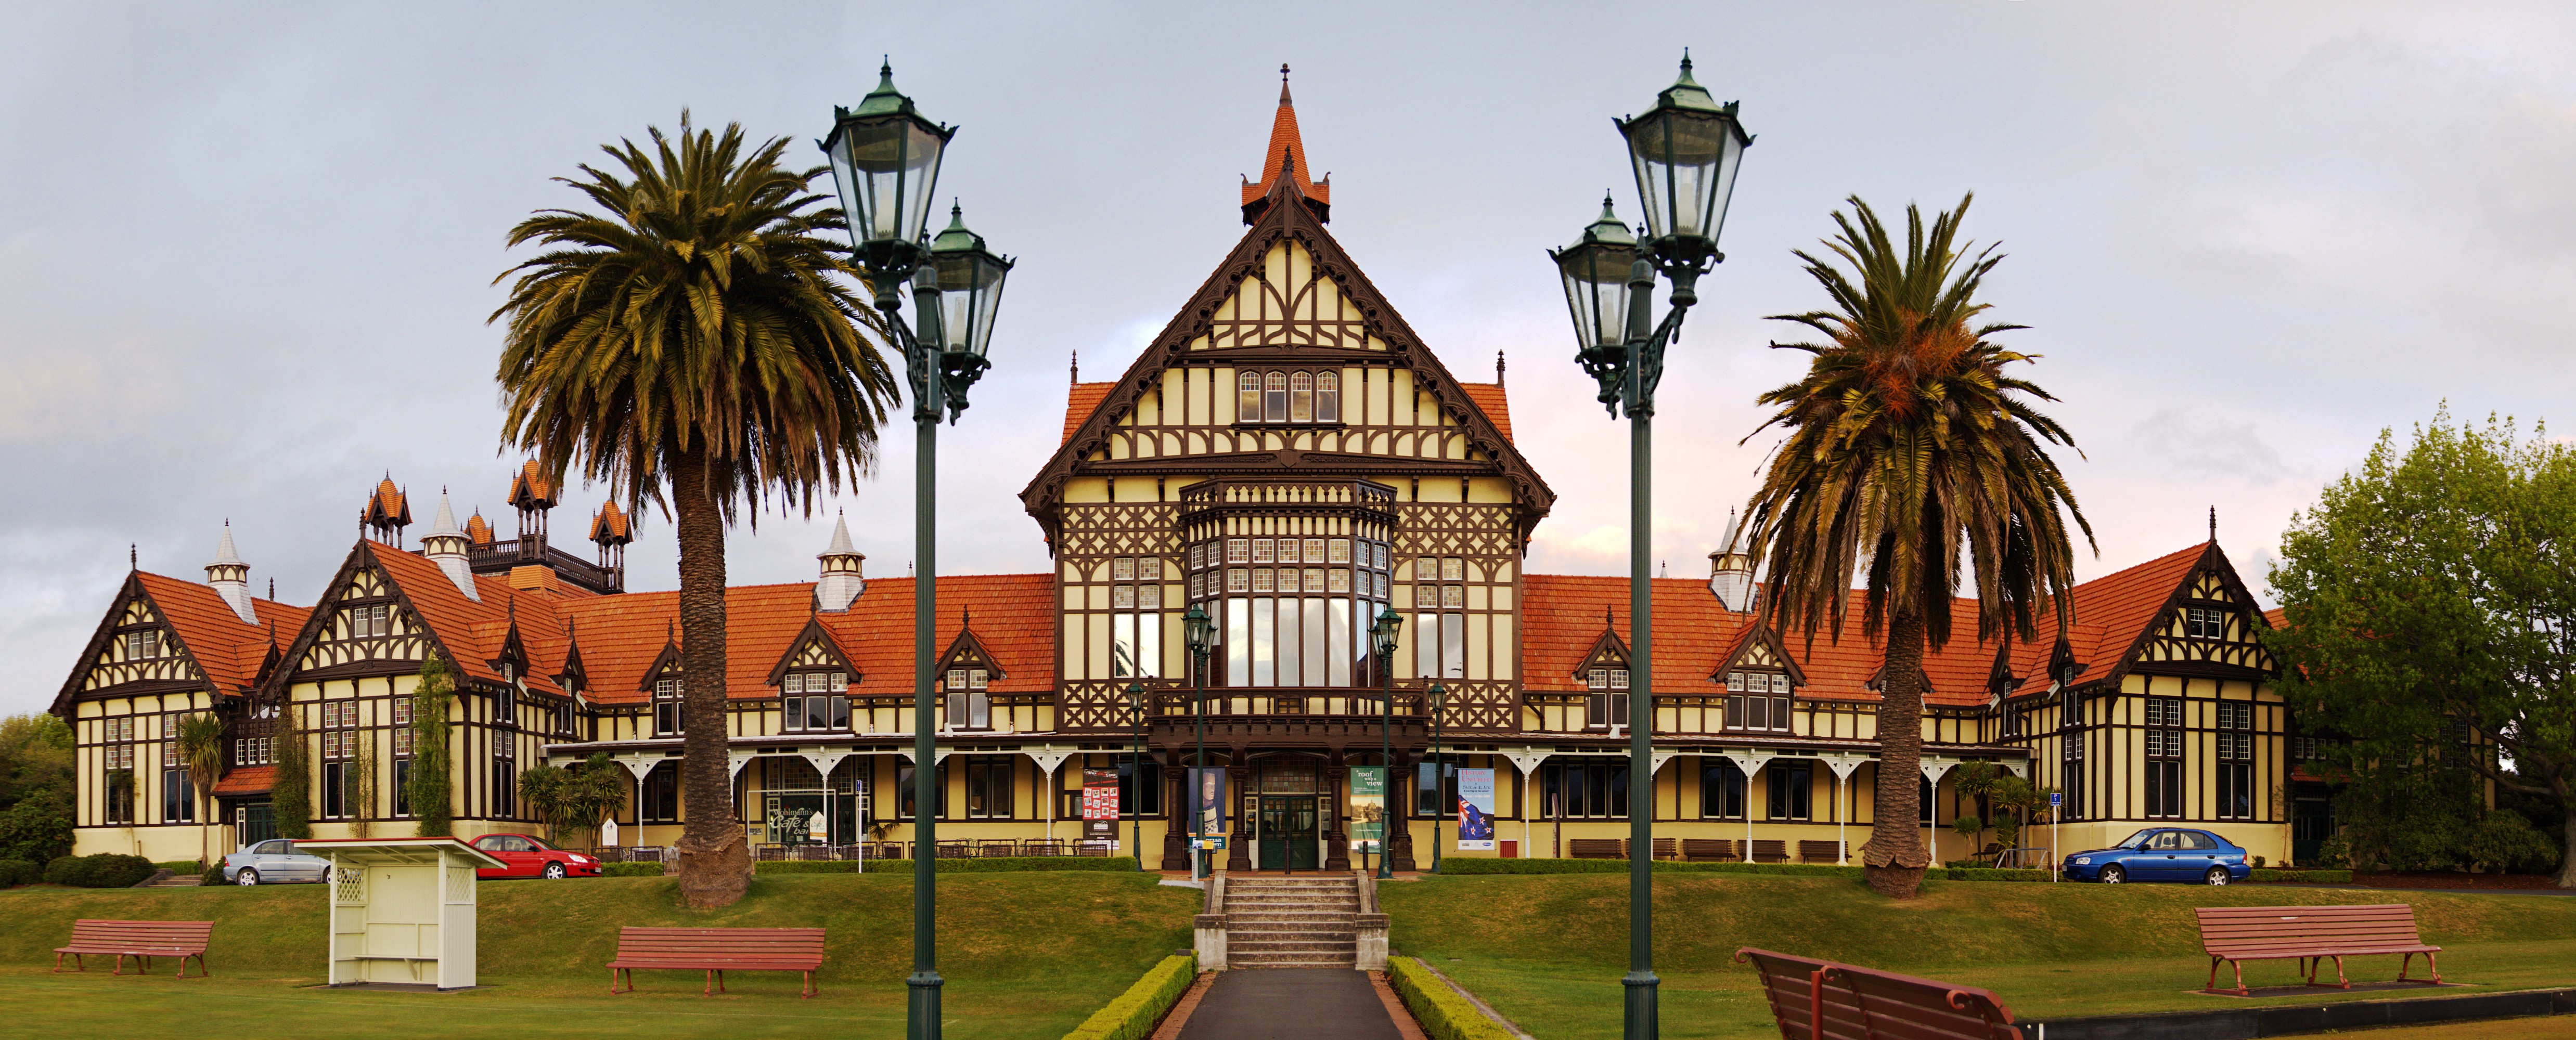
[1369,606,1403,879]
[1125,682,1147,871]
[1427,682,1447,874]
[822,61,1014,1040]
[1184,604,1215,880]
[1547,54,1749,1040]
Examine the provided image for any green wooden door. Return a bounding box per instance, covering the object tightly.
[1259,796,1320,869]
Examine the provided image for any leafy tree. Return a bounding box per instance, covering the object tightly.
[1743,194,2093,899]
[0,789,73,862]
[351,738,376,839]
[411,653,455,838]
[273,699,311,839]
[2268,412,2576,886]
[175,713,226,865]
[491,112,900,907]
[0,713,75,810]
[520,753,628,847]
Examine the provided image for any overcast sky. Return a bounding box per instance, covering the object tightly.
[5,2,2572,717]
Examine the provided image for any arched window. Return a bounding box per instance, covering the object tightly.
[1290,372,1313,422]
[1265,372,1289,422]
[1315,371,1339,422]
[1239,371,1263,421]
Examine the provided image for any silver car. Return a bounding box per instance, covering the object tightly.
[222,838,331,885]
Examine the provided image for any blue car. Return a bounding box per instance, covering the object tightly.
[2062,828,2251,885]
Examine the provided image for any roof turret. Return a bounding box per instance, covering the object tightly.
[1241,63,1329,224]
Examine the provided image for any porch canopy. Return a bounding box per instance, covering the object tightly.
[297,837,506,990]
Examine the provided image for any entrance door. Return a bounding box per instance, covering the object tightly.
[1258,796,1320,870]
[2292,799,2331,865]
[235,802,275,849]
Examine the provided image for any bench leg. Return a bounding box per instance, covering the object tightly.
[2328,955,2349,990]
[703,969,714,997]
[2231,958,2248,997]
[716,969,726,994]
[2399,953,2414,982]
[2425,951,2440,986]
[802,970,815,999]
[111,954,123,977]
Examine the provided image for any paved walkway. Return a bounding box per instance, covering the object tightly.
[1176,969,1408,1040]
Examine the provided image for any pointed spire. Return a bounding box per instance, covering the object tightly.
[207,521,257,624]
[420,488,481,602]
[818,509,867,611]
[213,520,244,565]
[1496,350,1506,387]
[1242,63,1329,224]
[2209,506,2218,542]
[428,488,463,539]
[130,543,137,569]
[1070,349,1078,385]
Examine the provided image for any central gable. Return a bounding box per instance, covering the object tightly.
[1022,187,1553,536]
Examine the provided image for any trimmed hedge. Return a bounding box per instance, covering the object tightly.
[2251,868,2354,884]
[152,859,203,874]
[0,859,40,888]
[755,856,1141,875]
[43,853,156,888]
[600,862,667,878]
[200,865,227,887]
[1388,957,1517,1040]
[1434,859,2065,882]
[1061,953,1195,1040]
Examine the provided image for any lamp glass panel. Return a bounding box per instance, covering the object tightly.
[1556,239,1635,349]
[933,249,1008,357]
[1625,110,1744,241]
[830,116,947,245]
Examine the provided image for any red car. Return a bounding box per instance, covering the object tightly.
[469,833,602,879]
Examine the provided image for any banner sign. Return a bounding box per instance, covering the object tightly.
[1189,768,1227,836]
[1456,768,1496,850]
[1348,766,1385,851]
[1082,769,1120,821]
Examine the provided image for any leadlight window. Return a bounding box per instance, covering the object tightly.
[1290,371,1313,422]
[124,630,161,659]
[1265,371,1288,421]
[945,669,991,729]
[2185,606,2226,639]
[1722,672,1791,732]
[348,604,391,638]
[783,671,851,733]
[1239,371,1263,421]
[2144,697,2185,818]
[1316,371,1339,422]
[654,677,684,736]
[2216,699,2255,820]
[1234,370,1343,424]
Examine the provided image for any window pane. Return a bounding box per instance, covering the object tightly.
[1137,620,1160,680]
[1417,612,1438,678]
[1253,539,1274,564]
[1228,598,1251,685]
[1328,568,1350,594]
[1442,613,1465,679]
[1252,599,1276,686]
[1291,371,1312,422]
[1327,598,1352,687]
[1329,538,1350,564]
[1274,600,1299,686]
[1316,371,1339,422]
[1772,697,1789,731]
[1239,372,1262,420]
[1302,599,1326,685]
[1228,538,1250,564]
[830,696,850,730]
[1114,614,1136,678]
[1747,695,1768,731]
[1265,372,1287,422]
[970,691,989,730]
[783,697,804,730]
[806,696,829,730]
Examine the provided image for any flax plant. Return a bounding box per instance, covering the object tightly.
[491,112,900,907]
[1742,194,2092,899]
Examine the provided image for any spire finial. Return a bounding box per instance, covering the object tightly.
[130,543,137,569]
[1280,62,1292,104]
[2209,505,2218,541]
[1679,48,1694,79]
[1496,350,1506,386]
[1071,349,1078,385]
[269,577,275,599]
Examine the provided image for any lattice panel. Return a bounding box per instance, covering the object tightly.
[1059,681,1150,733]
[1432,680,1518,733]
[1393,505,1512,560]
[1058,505,1180,559]
[445,864,476,904]
[334,865,366,905]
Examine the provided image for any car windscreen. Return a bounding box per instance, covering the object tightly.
[2115,829,2155,849]
[522,835,558,851]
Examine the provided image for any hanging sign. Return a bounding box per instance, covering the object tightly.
[1348,766,1385,852]
[1189,768,1227,836]
[1456,768,1496,851]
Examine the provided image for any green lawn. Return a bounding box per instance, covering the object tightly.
[1380,875,2576,1039]
[0,872,1195,1038]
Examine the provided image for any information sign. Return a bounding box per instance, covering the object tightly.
[1348,766,1385,852]
[1456,768,1496,850]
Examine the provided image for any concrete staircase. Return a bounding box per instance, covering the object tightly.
[1222,876,1360,969]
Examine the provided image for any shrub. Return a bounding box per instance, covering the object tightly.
[600,862,667,878]
[1931,867,2051,882]
[2249,868,2354,884]
[43,853,155,888]
[200,865,226,887]
[1388,957,1517,1040]
[1439,858,1861,878]
[0,789,75,863]
[1061,954,1194,1040]
[153,859,203,874]
[755,856,1142,875]
[0,859,38,887]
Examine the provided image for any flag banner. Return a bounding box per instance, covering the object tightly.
[1189,767,1227,836]
[1349,766,1385,851]
[1082,768,1120,821]
[1456,768,1496,850]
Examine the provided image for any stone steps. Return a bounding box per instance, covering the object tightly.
[1222,875,1362,970]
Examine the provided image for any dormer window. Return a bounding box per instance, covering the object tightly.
[1723,670,1792,733]
[653,677,683,736]
[944,668,991,729]
[782,670,851,732]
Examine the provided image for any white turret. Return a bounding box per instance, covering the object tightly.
[205,521,257,625]
[1709,509,1756,613]
[817,512,867,612]
[420,489,481,602]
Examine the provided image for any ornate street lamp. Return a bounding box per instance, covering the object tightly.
[1427,682,1447,874]
[1549,53,1750,1040]
[1369,606,1403,879]
[1125,682,1147,872]
[1184,604,1216,880]
[821,60,1012,1040]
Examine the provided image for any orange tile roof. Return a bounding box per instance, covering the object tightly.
[1063,382,1115,445]
[507,460,556,508]
[1242,74,1328,209]
[1459,382,1511,441]
[212,765,274,795]
[589,500,632,542]
[465,511,494,545]
[362,479,409,528]
[133,572,310,695]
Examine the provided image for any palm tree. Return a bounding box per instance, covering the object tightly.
[492,112,901,908]
[1741,194,2092,900]
[175,713,226,869]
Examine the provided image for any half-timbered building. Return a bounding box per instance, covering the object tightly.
[58,79,2311,869]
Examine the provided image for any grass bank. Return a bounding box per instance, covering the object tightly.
[1380,874,2576,1039]
[0,872,1195,1038]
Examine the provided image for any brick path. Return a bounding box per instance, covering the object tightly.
[1171,968,1416,1039]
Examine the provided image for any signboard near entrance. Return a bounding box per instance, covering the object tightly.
[1348,766,1385,852]
[1456,768,1496,850]
[1188,768,1227,837]
[1082,768,1119,841]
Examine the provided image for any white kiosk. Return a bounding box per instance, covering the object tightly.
[297,837,507,990]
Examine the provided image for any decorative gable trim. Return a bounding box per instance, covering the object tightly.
[766,617,857,685]
[636,639,684,692]
[2103,542,2277,687]
[1711,625,1809,687]
[937,627,1004,685]
[49,575,215,714]
[260,542,463,704]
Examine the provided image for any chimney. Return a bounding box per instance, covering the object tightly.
[1708,509,1755,613]
[817,512,866,612]
[420,489,482,602]
[205,521,257,625]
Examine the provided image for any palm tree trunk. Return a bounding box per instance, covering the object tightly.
[1864,607,1934,899]
[670,443,750,907]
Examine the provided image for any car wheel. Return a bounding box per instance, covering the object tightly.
[235,868,260,886]
[543,862,566,880]
[2205,867,2231,887]
[2099,865,2125,885]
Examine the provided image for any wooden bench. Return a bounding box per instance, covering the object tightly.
[54,919,213,979]
[2195,904,2441,996]
[1681,838,1736,862]
[607,927,826,998]
[1568,839,1626,859]
[1736,947,2023,1039]
[1652,838,1678,860]
[1797,840,1846,864]
[1749,840,1791,863]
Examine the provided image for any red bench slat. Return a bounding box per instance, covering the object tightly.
[54,920,213,979]
[607,926,825,998]
[1737,947,2021,1040]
